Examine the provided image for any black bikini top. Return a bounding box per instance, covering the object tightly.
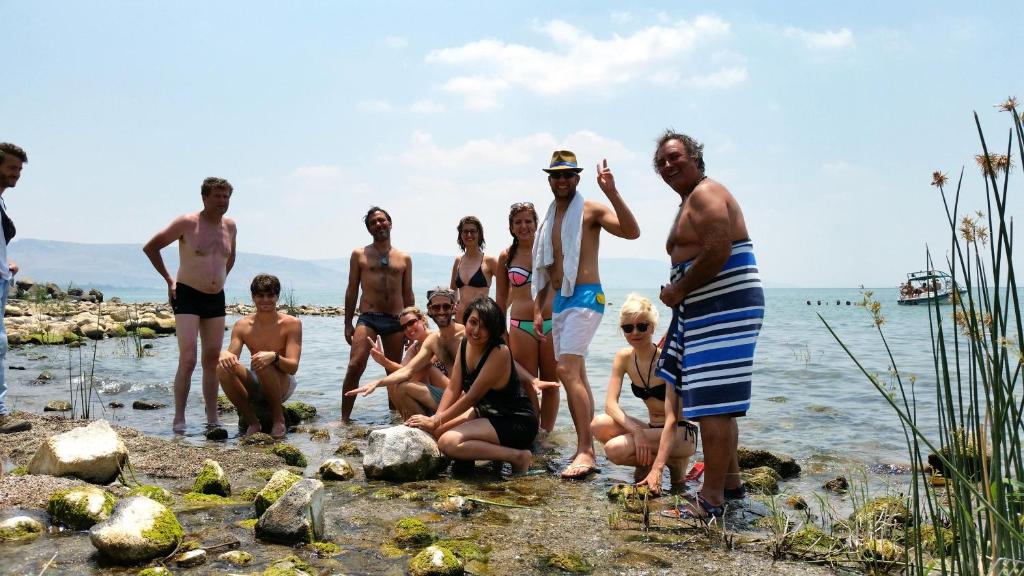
[629,346,665,402]
[455,262,488,288]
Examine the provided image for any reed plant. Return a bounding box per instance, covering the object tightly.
[67,303,103,419]
[821,100,1024,574]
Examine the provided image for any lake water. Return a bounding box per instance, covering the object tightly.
[3,286,963,494]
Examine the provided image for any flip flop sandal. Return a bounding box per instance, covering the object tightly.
[724,483,747,500]
[659,492,725,520]
[560,463,599,480]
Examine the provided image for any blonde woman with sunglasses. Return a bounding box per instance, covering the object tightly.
[367,306,450,419]
[591,294,696,490]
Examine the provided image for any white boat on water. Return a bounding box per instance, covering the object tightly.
[897,270,965,305]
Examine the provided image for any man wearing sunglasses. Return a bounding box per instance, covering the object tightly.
[643,131,765,520]
[532,150,640,480]
[341,206,414,423]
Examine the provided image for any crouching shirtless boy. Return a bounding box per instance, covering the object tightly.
[217,274,303,438]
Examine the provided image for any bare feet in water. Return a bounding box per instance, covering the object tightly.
[172,416,186,435]
[510,449,532,474]
[560,453,598,480]
[245,422,262,436]
[270,422,287,439]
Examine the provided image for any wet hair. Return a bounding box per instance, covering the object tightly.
[0,143,28,164]
[364,206,392,229]
[250,274,281,296]
[619,293,659,328]
[426,286,457,305]
[506,202,538,270]
[400,306,426,322]
[463,297,506,348]
[653,130,705,173]
[456,215,486,251]
[201,177,233,196]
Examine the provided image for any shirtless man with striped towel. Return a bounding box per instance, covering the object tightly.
[640,132,765,520]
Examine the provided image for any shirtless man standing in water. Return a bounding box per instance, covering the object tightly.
[144,177,237,434]
[341,207,414,423]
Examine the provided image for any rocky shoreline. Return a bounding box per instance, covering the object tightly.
[3,298,344,346]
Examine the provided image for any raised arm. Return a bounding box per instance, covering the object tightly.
[343,249,361,345]
[660,187,731,308]
[594,159,640,239]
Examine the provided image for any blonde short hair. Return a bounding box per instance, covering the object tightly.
[618,293,658,327]
[400,306,425,321]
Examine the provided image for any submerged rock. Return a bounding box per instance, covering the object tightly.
[268,443,307,467]
[89,496,183,564]
[742,466,781,495]
[0,516,44,542]
[174,548,207,567]
[284,401,317,424]
[409,545,464,576]
[43,400,71,412]
[851,496,910,531]
[28,419,129,483]
[131,400,166,410]
[192,459,231,496]
[391,517,435,548]
[334,441,361,456]
[363,425,446,481]
[543,551,594,574]
[218,549,253,566]
[433,496,476,515]
[47,485,117,529]
[254,470,302,516]
[823,476,849,493]
[318,458,354,480]
[263,554,314,576]
[737,447,801,478]
[137,568,172,576]
[255,478,325,545]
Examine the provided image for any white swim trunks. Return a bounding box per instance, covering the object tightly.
[551,283,606,360]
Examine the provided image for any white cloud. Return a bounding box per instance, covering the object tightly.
[784,26,854,50]
[384,35,408,49]
[409,99,445,113]
[686,66,748,89]
[426,16,740,108]
[358,99,392,112]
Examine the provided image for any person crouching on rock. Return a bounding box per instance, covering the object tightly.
[216,274,302,438]
[592,294,696,491]
[406,297,539,474]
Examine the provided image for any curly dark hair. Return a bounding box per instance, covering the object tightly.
[506,202,538,270]
[250,274,281,296]
[364,206,392,229]
[457,215,486,251]
[653,130,705,173]
[201,177,233,196]
[462,297,506,348]
[0,143,28,164]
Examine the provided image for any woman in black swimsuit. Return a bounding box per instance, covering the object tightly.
[496,202,558,437]
[450,215,497,321]
[406,298,538,474]
[592,294,696,490]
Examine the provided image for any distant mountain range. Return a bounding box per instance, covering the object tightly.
[8,238,697,295]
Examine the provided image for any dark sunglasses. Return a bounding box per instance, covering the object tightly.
[510,201,535,211]
[548,171,579,180]
[428,303,453,312]
[401,318,419,330]
[621,322,651,334]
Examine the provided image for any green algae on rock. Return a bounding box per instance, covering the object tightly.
[783,524,844,557]
[334,440,362,456]
[235,518,258,529]
[218,549,253,565]
[851,496,910,531]
[127,485,173,506]
[391,517,435,548]
[737,447,801,478]
[182,493,236,506]
[543,551,594,574]
[306,541,342,557]
[192,459,231,496]
[47,485,117,529]
[263,554,314,576]
[255,470,302,516]
[216,394,236,413]
[858,537,905,568]
[0,516,44,542]
[283,401,317,424]
[372,486,406,500]
[742,466,782,495]
[268,443,308,467]
[434,538,489,563]
[136,567,172,576]
[238,487,260,502]
[409,545,464,576]
[139,506,184,553]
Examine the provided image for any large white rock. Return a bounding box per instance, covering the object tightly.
[363,425,446,481]
[255,478,324,544]
[89,496,182,564]
[28,420,129,483]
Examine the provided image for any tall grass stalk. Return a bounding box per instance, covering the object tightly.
[821,103,1024,575]
[67,304,103,419]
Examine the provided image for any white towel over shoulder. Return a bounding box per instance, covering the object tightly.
[532,192,585,299]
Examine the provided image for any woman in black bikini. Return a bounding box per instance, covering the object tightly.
[450,215,497,321]
[592,294,696,490]
[406,298,538,474]
[496,202,558,437]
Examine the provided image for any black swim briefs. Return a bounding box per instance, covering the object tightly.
[356,311,402,336]
[171,282,226,319]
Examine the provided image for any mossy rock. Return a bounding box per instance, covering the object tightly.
[183,493,236,506]
[10,465,28,476]
[543,551,594,574]
[0,516,44,542]
[43,400,72,412]
[737,447,801,478]
[237,487,260,502]
[823,476,849,493]
[63,332,81,344]
[192,459,231,496]
[136,327,157,340]
[108,324,128,338]
[391,517,435,548]
[607,483,652,501]
[235,518,258,530]
[137,568,173,576]
[252,468,277,481]
[283,401,317,425]
[216,394,236,413]
[435,539,489,563]
[254,470,302,516]
[218,549,253,565]
[127,485,173,506]
[784,524,843,555]
[858,538,905,567]
[263,554,314,576]
[306,541,341,557]
[372,486,406,500]
[47,486,117,529]
[139,506,184,556]
[786,495,808,510]
[742,466,781,495]
[346,485,367,495]
[851,496,910,531]
[912,524,956,555]
[927,428,986,481]
[334,441,362,456]
[408,545,464,576]
[27,332,66,345]
[267,443,307,467]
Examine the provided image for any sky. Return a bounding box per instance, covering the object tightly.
[2,1,1022,287]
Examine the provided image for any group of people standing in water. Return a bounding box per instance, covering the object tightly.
[6,128,763,522]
